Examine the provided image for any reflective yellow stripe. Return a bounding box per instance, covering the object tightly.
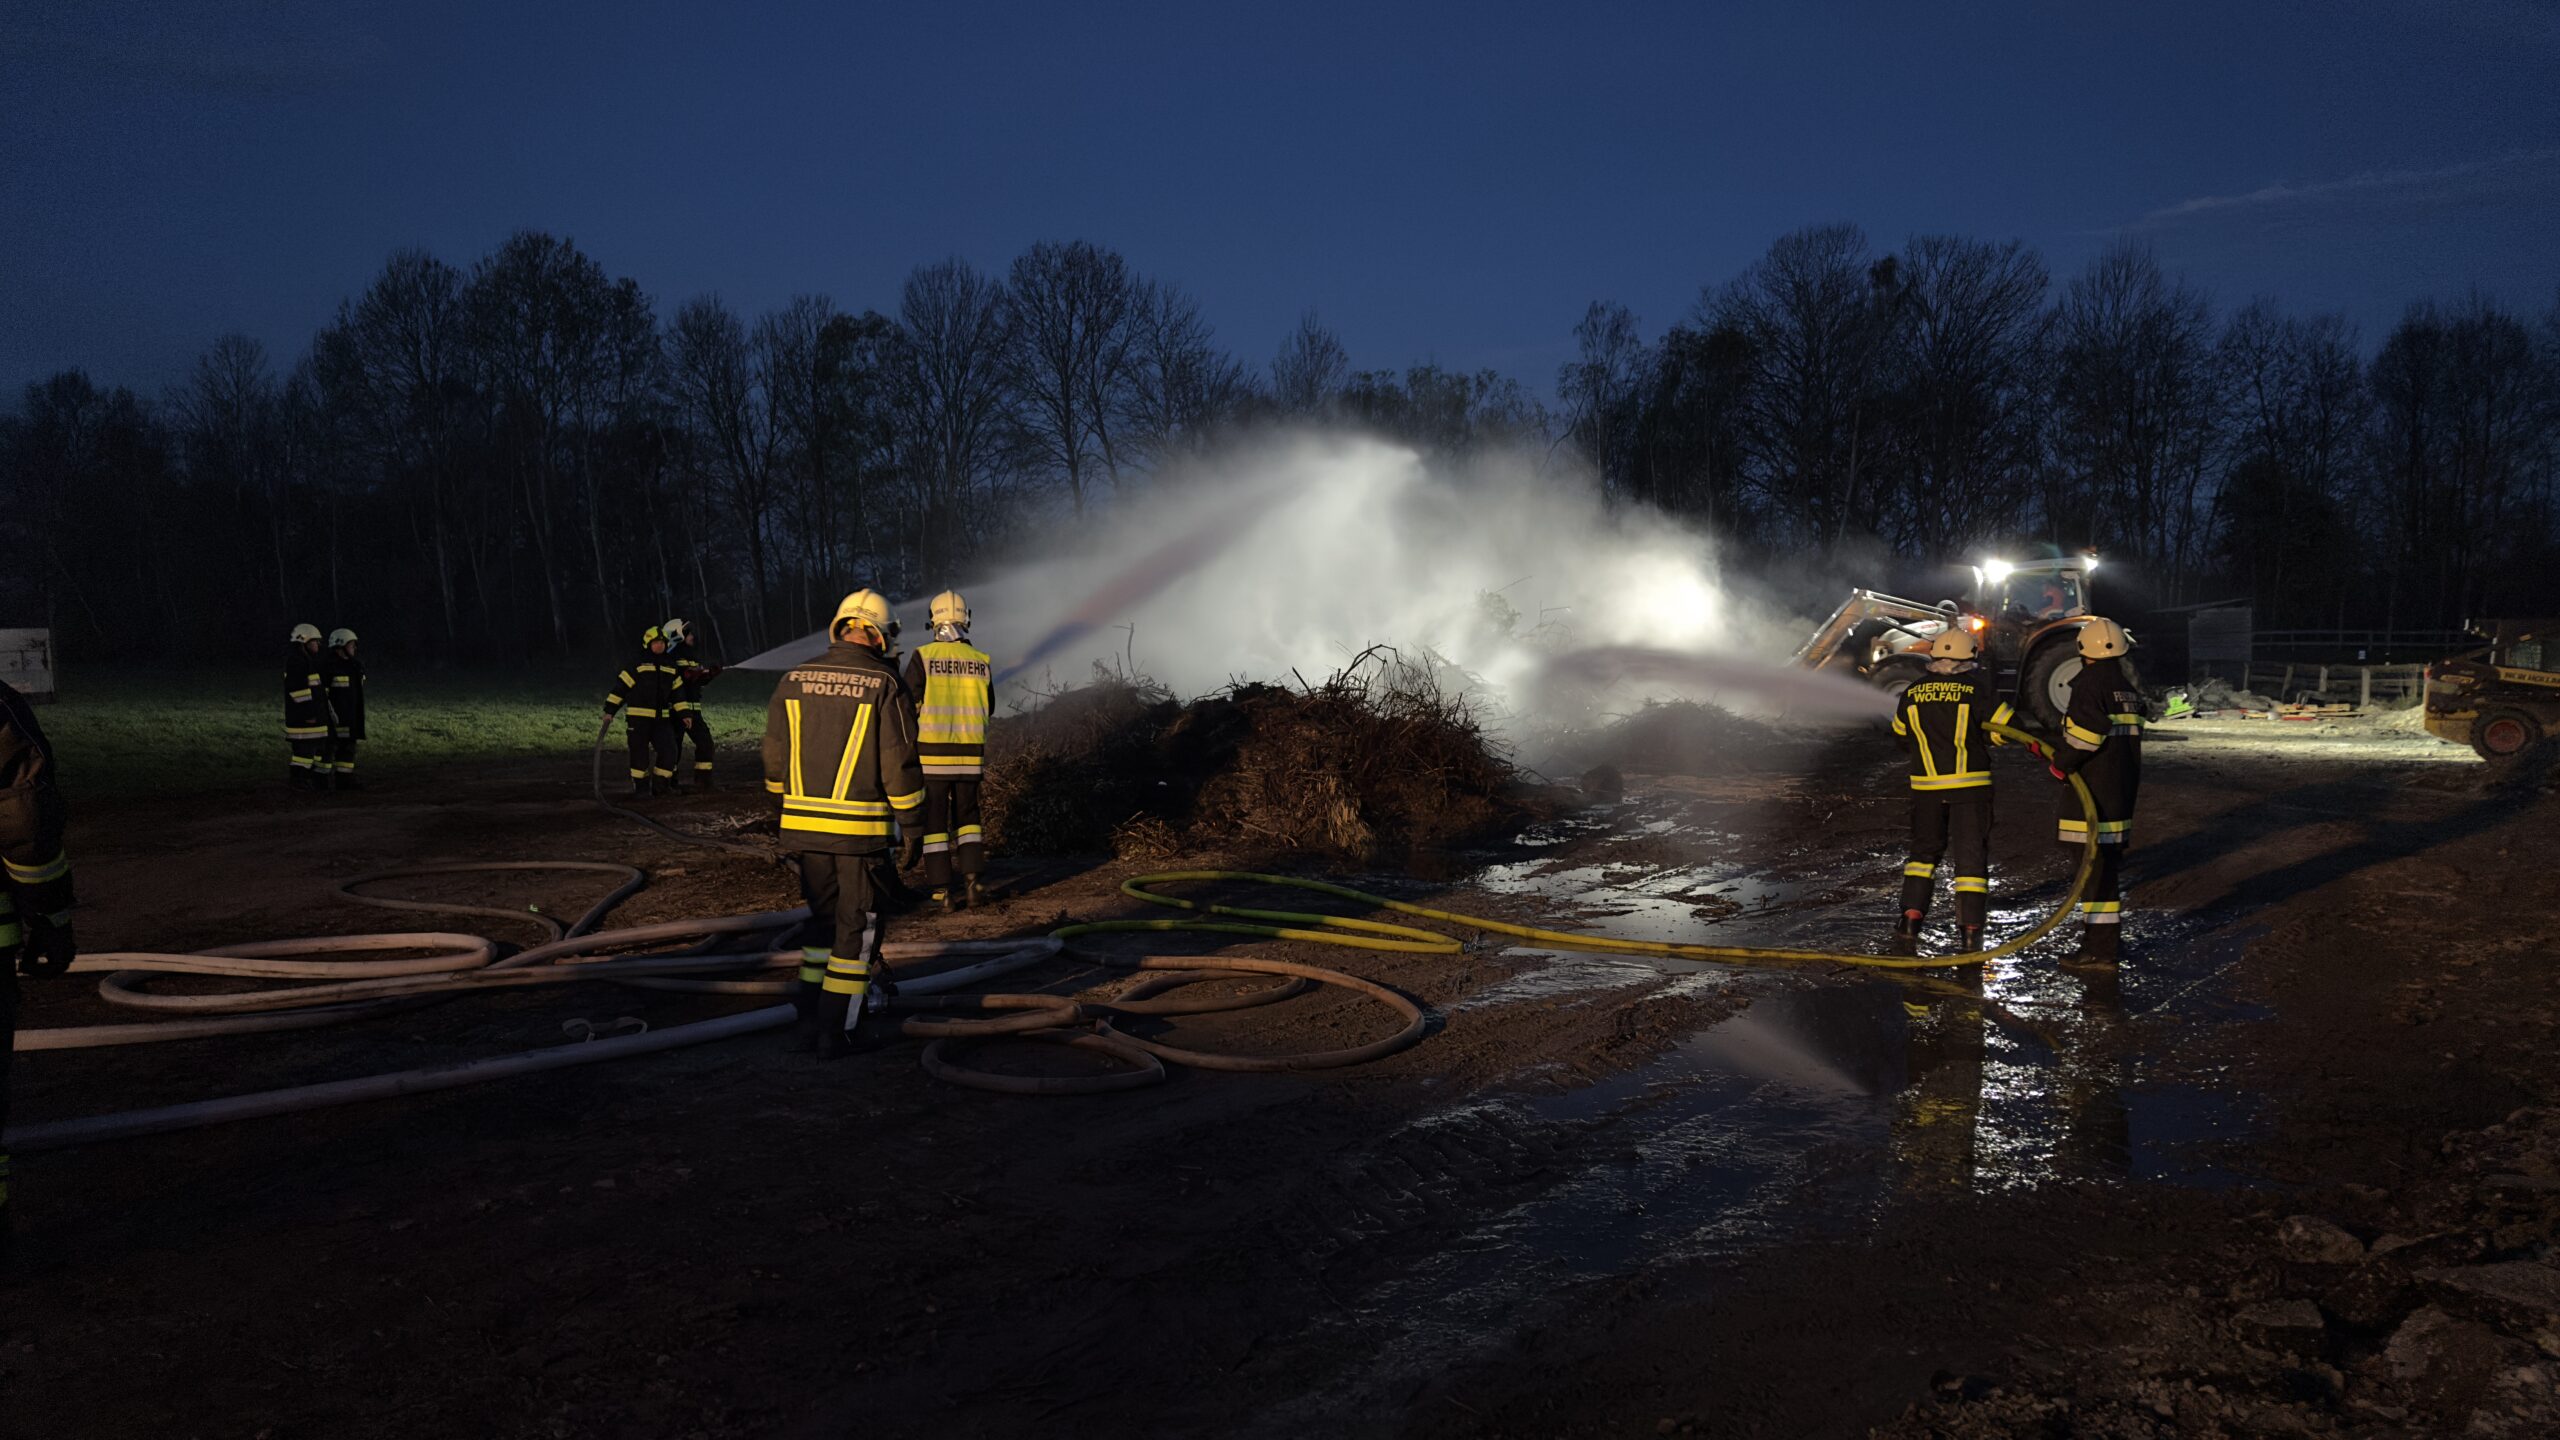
[288,689,314,702]
[763,779,785,794]
[5,852,71,885]
[2083,901,2122,913]
[624,707,661,718]
[955,825,983,840]
[1912,718,1937,778]
[786,698,805,797]
[2063,719,2104,750]
[1951,878,1988,894]
[1909,772,1990,790]
[781,815,894,837]
[887,788,924,811]
[1989,702,2015,727]
[1902,862,1935,877]
[1954,701,1970,779]
[833,704,873,801]
[787,795,890,815]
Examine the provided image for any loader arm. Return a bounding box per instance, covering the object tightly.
[1793,589,1953,670]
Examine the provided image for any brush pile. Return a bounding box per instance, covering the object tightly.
[981,650,1521,863]
[1585,698,1792,776]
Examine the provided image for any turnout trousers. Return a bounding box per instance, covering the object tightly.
[2057,751,2139,945]
[1900,789,1993,928]
[1,963,16,1219]
[794,852,887,1046]
[677,714,715,782]
[919,777,984,891]
[625,717,679,790]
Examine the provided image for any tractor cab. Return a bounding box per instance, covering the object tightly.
[2424,618,2560,762]
[1970,558,2090,628]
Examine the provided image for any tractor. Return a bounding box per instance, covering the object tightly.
[2423,618,2560,762]
[1793,554,2128,732]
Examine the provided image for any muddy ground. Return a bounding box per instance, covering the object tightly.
[3,716,2555,1438]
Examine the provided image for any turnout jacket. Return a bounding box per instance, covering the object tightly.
[762,641,924,855]
[604,650,681,722]
[0,679,75,939]
[324,652,367,740]
[1890,660,2013,792]
[2054,656,2142,835]
[670,649,720,721]
[283,644,331,739]
[902,639,993,778]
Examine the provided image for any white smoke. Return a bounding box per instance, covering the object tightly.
[742,431,1888,735]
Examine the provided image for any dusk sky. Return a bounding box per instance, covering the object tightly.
[9,0,2558,397]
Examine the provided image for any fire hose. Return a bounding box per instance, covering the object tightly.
[6,725,2098,1147]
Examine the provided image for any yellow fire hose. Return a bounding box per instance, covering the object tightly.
[1053,723,2100,971]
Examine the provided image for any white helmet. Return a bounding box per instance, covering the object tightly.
[661,618,690,645]
[2078,617,2130,660]
[289,623,322,644]
[327,628,358,648]
[928,590,970,629]
[832,589,892,642]
[1928,627,1980,661]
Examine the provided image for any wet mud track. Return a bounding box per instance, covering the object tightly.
[3,732,2553,1438]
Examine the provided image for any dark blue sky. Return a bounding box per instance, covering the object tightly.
[9,0,2558,398]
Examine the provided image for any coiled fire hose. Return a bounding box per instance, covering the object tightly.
[6,724,2098,1145]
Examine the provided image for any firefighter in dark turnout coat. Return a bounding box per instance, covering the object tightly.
[764,589,926,1058]
[664,619,721,788]
[901,589,993,912]
[603,627,683,796]
[1890,628,2014,955]
[2051,618,2144,965]
[322,627,367,788]
[2,678,77,1244]
[284,623,332,788]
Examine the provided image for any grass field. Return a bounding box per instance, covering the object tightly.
[34,668,773,797]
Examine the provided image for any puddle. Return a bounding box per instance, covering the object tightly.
[1252,797,2281,1434]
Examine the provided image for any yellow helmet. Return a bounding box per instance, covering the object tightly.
[327,628,358,647]
[928,590,971,629]
[289,623,322,644]
[1928,626,1980,661]
[831,589,892,641]
[2078,617,2130,659]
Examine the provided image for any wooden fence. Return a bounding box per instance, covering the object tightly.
[2240,661,2427,707]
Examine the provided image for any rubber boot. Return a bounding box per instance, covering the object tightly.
[964,875,984,911]
[695,771,716,792]
[1888,910,1923,957]
[783,978,823,1053]
[812,989,855,1060]
[2072,925,2121,969]
[630,778,651,799]
[1957,925,1985,955]
[936,888,957,916]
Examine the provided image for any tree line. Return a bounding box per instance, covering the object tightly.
[3,223,2555,666]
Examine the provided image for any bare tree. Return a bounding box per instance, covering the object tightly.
[1117,279,1249,469]
[1558,301,1647,493]
[891,258,1012,583]
[1881,235,2049,556]
[1271,310,1349,416]
[2048,243,2220,594]
[1004,241,1136,517]
[668,296,781,647]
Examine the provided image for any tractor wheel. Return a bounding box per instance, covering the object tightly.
[1868,655,1929,706]
[2470,708,2542,763]
[2019,641,2081,733]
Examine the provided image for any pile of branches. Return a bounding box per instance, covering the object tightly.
[980,648,1521,864]
[1589,698,1789,776]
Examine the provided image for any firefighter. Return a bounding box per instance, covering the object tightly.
[902,590,994,912]
[664,618,721,789]
[602,626,682,797]
[2050,618,2143,966]
[1890,628,2014,955]
[2,676,77,1250]
[765,589,926,1058]
[283,622,332,788]
[322,627,367,789]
